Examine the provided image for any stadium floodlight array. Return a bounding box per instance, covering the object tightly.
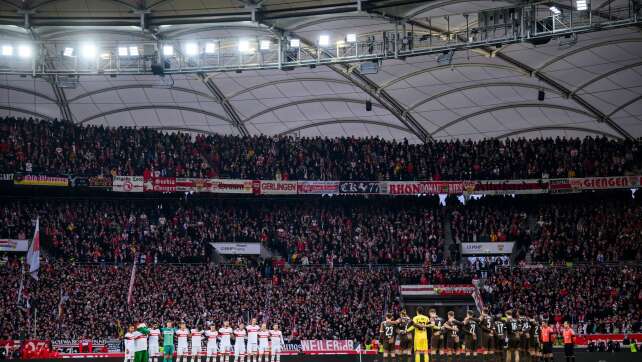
[162,45,174,56]
[1,45,12,56]
[576,0,587,11]
[17,45,31,58]
[185,42,199,56]
[205,42,217,54]
[80,43,97,59]
[259,40,271,50]
[549,6,561,15]
[319,35,330,47]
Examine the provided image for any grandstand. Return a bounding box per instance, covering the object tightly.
[0,1,641,362]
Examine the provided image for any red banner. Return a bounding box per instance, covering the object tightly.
[209,179,253,194]
[574,333,642,345]
[297,181,339,194]
[400,284,476,296]
[464,180,548,195]
[145,177,176,192]
[176,178,211,192]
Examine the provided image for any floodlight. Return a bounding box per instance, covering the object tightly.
[290,38,300,48]
[185,42,199,56]
[129,46,139,56]
[18,45,31,58]
[163,45,174,56]
[2,45,13,56]
[259,40,271,50]
[63,47,74,57]
[319,35,330,47]
[205,42,216,54]
[549,6,561,15]
[346,33,357,43]
[576,0,587,10]
[238,39,251,53]
[118,47,128,56]
[100,52,110,60]
[80,43,97,59]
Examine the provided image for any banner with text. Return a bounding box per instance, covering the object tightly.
[461,242,515,255]
[52,339,121,353]
[144,177,176,193]
[400,284,476,296]
[297,181,339,195]
[209,179,253,194]
[176,178,211,193]
[0,239,28,252]
[258,180,298,195]
[300,340,356,354]
[386,181,465,195]
[210,242,262,255]
[14,175,69,187]
[339,181,382,194]
[112,176,144,192]
[464,180,548,195]
[570,176,640,190]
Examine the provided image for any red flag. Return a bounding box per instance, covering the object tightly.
[127,260,137,305]
[27,218,40,280]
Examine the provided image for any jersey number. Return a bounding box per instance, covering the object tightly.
[385,326,394,337]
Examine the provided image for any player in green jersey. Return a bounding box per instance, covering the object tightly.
[161,321,176,362]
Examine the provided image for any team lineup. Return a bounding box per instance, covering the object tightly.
[380,307,576,362]
[123,319,284,362]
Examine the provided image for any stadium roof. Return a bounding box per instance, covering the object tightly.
[0,0,640,142]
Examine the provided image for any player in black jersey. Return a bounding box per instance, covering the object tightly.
[463,310,479,357]
[443,311,460,359]
[428,308,444,356]
[397,310,413,362]
[505,310,521,362]
[529,318,541,361]
[519,313,531,357]
[479,308,495,358]
[379,313,397,362]
[494,315,507,362]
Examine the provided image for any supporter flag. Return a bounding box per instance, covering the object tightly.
[127,258,137,305]
[26,217,40,280]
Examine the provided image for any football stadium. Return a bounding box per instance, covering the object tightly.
[0,1,641,362]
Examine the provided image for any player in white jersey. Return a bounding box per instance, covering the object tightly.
[245,319,260,362]
[124,325,136,362]
[204,324,219,362]
[176,323,190,362]
[218,321,233,362]
[257,324,270,362]
[133,323,149,362]
[148,323,161,362]
[190,325,204,362]
[233,323,247,362]
[269,325,283,362]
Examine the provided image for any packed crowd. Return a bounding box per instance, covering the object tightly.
[2,258,640,342]
[0,258,399,342]
[1,117,640,180]
[528,192,642,262]
[480,264,642,335]
[0,197,445,264]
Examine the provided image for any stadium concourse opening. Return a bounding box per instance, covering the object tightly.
[1,1,642,362]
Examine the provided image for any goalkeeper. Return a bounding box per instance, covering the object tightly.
[160,321,177,362]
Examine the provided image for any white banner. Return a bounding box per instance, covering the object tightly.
[112,176,144,192]
[400,284,476,296]
[209,179,253,194]
[0,239,28,252]
[461,242,514,255]
[210,242,262,255]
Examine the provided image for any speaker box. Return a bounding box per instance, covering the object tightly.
[538,90,545,101]
[366,100,372,111]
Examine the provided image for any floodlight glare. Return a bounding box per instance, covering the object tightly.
[205,42,216,54]
[290,38,300,47]
[259,40,271,50]
[238,39,251,53]
[18,45,31,58]
[163,45,174,56]
[319,35,330,47]
[80,43,97,59]
[185,42,199,56]
[118,47,128,56]
[346,33,357,43]
[2,45,13,56]
[63,47,74,57]
[129,46,139,56]
[549,6,561,14]
[576,0,587,10]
